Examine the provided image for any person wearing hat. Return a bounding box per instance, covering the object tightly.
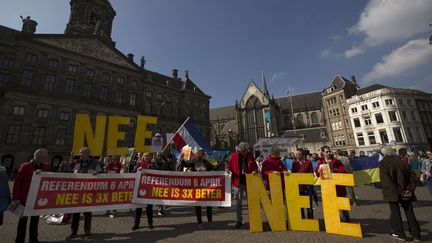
[180,148,215,229]
[379,146,421,241]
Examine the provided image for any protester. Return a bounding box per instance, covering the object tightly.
[421,151,432,194]
[336,149,357,206]
[132,153,155,230]
[291,149,314,219]
[261,146,287,190]
[152,152,170,216]
[105,155,121,218]
[316,145,350,222]
[379,146,421,241]
[0,166,11,227]
[226,142,258,228]
[66,147,101,240]
[12,149,49,243]
[180,148,215,229]
[255,154,264,173]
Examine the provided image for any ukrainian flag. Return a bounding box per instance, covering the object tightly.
[350,155,381,185]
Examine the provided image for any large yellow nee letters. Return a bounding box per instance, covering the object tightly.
[72,114,157,156]
[246,173,362,238]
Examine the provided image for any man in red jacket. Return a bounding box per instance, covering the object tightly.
[12,149,49,243]
[316,145,350,222]
[226,142,258,228]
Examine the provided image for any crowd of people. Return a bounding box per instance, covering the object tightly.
[2,142,431,242]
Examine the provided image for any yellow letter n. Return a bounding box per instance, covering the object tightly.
[246,173,286,232]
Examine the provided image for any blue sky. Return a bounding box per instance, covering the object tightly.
[1,0,431,108]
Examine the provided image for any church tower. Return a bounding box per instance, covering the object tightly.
[65,0,116,42]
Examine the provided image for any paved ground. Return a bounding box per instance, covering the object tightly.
[1,184,431,243]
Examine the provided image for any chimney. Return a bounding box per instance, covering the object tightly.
[351,75,357,85]
[127,53,134,63]
[185,70,189,80]
[172,69,178,79]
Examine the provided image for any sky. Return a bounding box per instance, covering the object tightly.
[1,0,431,108]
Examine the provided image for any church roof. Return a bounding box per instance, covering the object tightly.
[210,105,236,120]
[276,91,322,112]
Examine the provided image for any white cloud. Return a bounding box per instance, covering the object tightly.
[271,72,288,82]
[363,38,432,82]
[344,45,366,58]
[345,0,432,57]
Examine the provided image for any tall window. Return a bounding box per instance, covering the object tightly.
[68,64,78,73]
[43,74,56,90]
[411,111,416,121]
[351,107,358,113]
[129,93,136,106]
[372,102,380,108]
[55,128,67,145]
[361,105,368,111]
[117,76,125,84]
[0,73,10,87]
[146,91,152,98]
[64,79,75,94]
[364,116,372,125]
[368,131,376,144]
[393,127,404,142]
[12,106,25,116]
[21,69,33,87]
[32,127,45,145]
[116,89,123,103]
[389,111,398,122]
[385,99,394,106]
[2,57,14,67]
[100,86,108,101]
[379,129,389,144]
[102,73,110,81]
[83,82,92,97]
[37,109,49,119]
[353,118,361,127]
[59,111,70,121]
[375,113,384,124]
[145,102,151,114]
[26,53,38,63]
[86,68,95,78]
[357,132,365,146]
[6,125,21,144]
[47,59,58,69]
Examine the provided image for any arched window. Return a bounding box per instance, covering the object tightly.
[311,112,319,125]
[296,114,304,127]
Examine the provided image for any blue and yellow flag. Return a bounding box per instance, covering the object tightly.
[350,155,381,185]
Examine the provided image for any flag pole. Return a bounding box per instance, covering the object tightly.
[161,117,190,153]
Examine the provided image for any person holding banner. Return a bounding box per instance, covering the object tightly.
[261,146,288,191]
[291,149,314,219]
[66,147,101,240]
[12,148,49,243]
[226,142,258,228]
[180,148,216,229]
[132,153,155,230]
[316,145,350,222]
[105,155,121,218]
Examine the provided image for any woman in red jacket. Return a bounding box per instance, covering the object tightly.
[261,146,287,190]
[316,145,350,222]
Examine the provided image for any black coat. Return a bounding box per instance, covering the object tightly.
[379,155,417,202]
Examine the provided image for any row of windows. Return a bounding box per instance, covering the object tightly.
[5,125,69,145]
[353,111,418,128]
[351,99,415,114]
[12,106,71,120]
[356,127,423,146]
[8,53,137,85]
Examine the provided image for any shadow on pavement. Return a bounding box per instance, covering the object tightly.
[47,220,233,243]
